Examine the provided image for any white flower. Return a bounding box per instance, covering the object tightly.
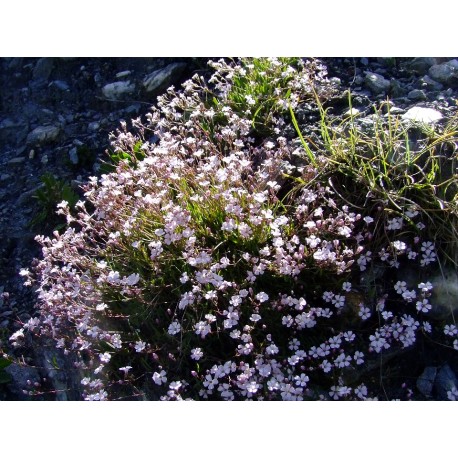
[135,341,146,353]
[250,314,262,322]
[255,291,269,303]
[392,240,406,252]
[152,370,167,385]
[191,348,203,360]
[124,273,140,286]
[99,352,111,363]
[444,325,458,336]
[342,282,352,292]
[168,321,181,335]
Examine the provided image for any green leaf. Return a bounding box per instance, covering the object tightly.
[0,358,12,370]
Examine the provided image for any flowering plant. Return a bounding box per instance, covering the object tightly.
[15,58,458,400]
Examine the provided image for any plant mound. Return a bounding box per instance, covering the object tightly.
[15,58,458,400]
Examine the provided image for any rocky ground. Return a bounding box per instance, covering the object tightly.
[1,57,458,400]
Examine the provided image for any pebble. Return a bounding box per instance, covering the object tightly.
[7,157,26,166]
[50,80,70,91]
[68,147,79,165]
[116,70,131,79]
[143,62,186,93]
[102,81,135,99]
[364,71,391,95]
[26,125,61,146]
[88,121,100,132]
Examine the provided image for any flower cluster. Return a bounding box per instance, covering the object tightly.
[15,58,458,401]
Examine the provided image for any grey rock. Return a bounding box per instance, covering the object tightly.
[102,81,135,99]
[364,72,391,95]
[4,362,42,400]
[143,62,187,93]
[360,57,369,66]
[429,268,458,320]
[416,366,437,397]
[405,57,437,75]
[68,147,79,165]
[116,70,132,79]
[401,106,443,124]
[429,59,458,86]
[50,80,70,91]
[407,89,427,101]
[434,364,458,400]
[8,157,26,166]
[420,75,444,91]
[88,121,100,132]
[26,125,61,145]
[32,57,54,81]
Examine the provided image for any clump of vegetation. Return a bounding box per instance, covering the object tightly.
[29,172,79,230]
[15,58,458,401]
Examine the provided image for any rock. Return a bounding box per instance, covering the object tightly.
[4,362,42,400]
[364,71,391,95]
[419,75,444,91]
[405,57,437,75]
[68,147,79,165]
[401,106,443,124]
[429,268,458,320]
[416,366,437,397]
[116,70,132,79]
[428,59,458,87]
[50,80,70,91]
[7,157,26,166]
[407,89,427,101]
[434,364,458,400]
[88,121,100,132]
[32,57,54,82]
[143,62,186,93]
[26,125,61,146]
[344,108,360,117]
[102,81,135,99]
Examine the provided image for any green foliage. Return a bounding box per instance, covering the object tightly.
[293,94,458,265]
[100,140,146,174]
[0,357,12,384]
[29,172,79,230]
[208,57,308,135]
